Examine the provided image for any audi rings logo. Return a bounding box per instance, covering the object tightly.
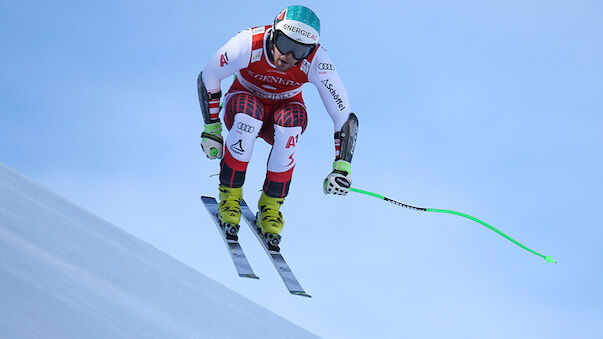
[318,63,335,71]
[237,122,255,133]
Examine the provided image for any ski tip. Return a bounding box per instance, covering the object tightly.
[291,291,312,298]
[240,273,260,280]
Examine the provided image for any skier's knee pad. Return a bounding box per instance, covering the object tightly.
[273,102,308,133]
[268,125,302,172]
[225,113,263,163]
[225,92,265,121]
[220,113,263,188]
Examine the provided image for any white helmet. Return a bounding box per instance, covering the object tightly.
[271,5,320,60]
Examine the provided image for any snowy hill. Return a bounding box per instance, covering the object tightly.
[0,163,318,338]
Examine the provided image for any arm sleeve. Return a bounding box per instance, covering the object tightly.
[308,47,353,132]
[201,29,253,92]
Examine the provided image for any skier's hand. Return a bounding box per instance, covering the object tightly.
[323,160,352,195]
[201,121,224,159]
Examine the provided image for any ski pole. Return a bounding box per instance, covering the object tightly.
[350,187,557,264]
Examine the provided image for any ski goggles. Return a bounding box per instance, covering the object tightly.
[273,30,316,60]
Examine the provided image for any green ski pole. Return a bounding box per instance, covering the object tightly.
[350,187,557,264]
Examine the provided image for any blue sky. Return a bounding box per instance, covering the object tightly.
[2,1,602,338]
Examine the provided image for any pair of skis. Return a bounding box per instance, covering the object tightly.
[201,196,311,298]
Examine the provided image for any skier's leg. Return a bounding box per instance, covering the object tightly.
[218,92,264,231]
[263,102,307,198]
[257,101,308,248]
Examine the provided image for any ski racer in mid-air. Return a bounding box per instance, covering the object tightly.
[198,5,358,250]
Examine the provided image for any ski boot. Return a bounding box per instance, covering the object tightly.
[218,185,242,240]
[256,192,285,251]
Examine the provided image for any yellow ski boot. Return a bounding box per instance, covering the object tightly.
[218,185,242,240]
[256,192,285,251]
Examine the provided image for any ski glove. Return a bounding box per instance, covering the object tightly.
[323,160,352,195]
[201,122,224,159]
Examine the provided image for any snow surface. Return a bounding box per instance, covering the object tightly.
[0,163,318,339]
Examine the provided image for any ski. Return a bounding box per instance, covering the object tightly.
[240,199,311,298]
[201,196,259,279]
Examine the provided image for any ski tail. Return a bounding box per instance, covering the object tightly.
[201,196,259,279]
[240,199,311,298]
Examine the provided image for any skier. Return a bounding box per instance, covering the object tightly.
[198,5,358,250]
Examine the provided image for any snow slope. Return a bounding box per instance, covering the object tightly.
[0,163,318,339]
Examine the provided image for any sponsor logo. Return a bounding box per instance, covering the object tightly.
[241,86,297,100]
[267,69,286,75]
[251,49,262,63]
[230,139,245,154]
[220,52,229,67]
[301,59,310,74]
[237,73,303,100]
[318,63,335,71]
[256,90,294,100]
[282,23,318,42]
[252,26,265,35]
[285,135,298,148]
[321,79,346,111]
[252,73,302,87]
[237,122,255,133]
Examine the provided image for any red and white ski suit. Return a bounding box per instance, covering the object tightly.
[202,25,353,198]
